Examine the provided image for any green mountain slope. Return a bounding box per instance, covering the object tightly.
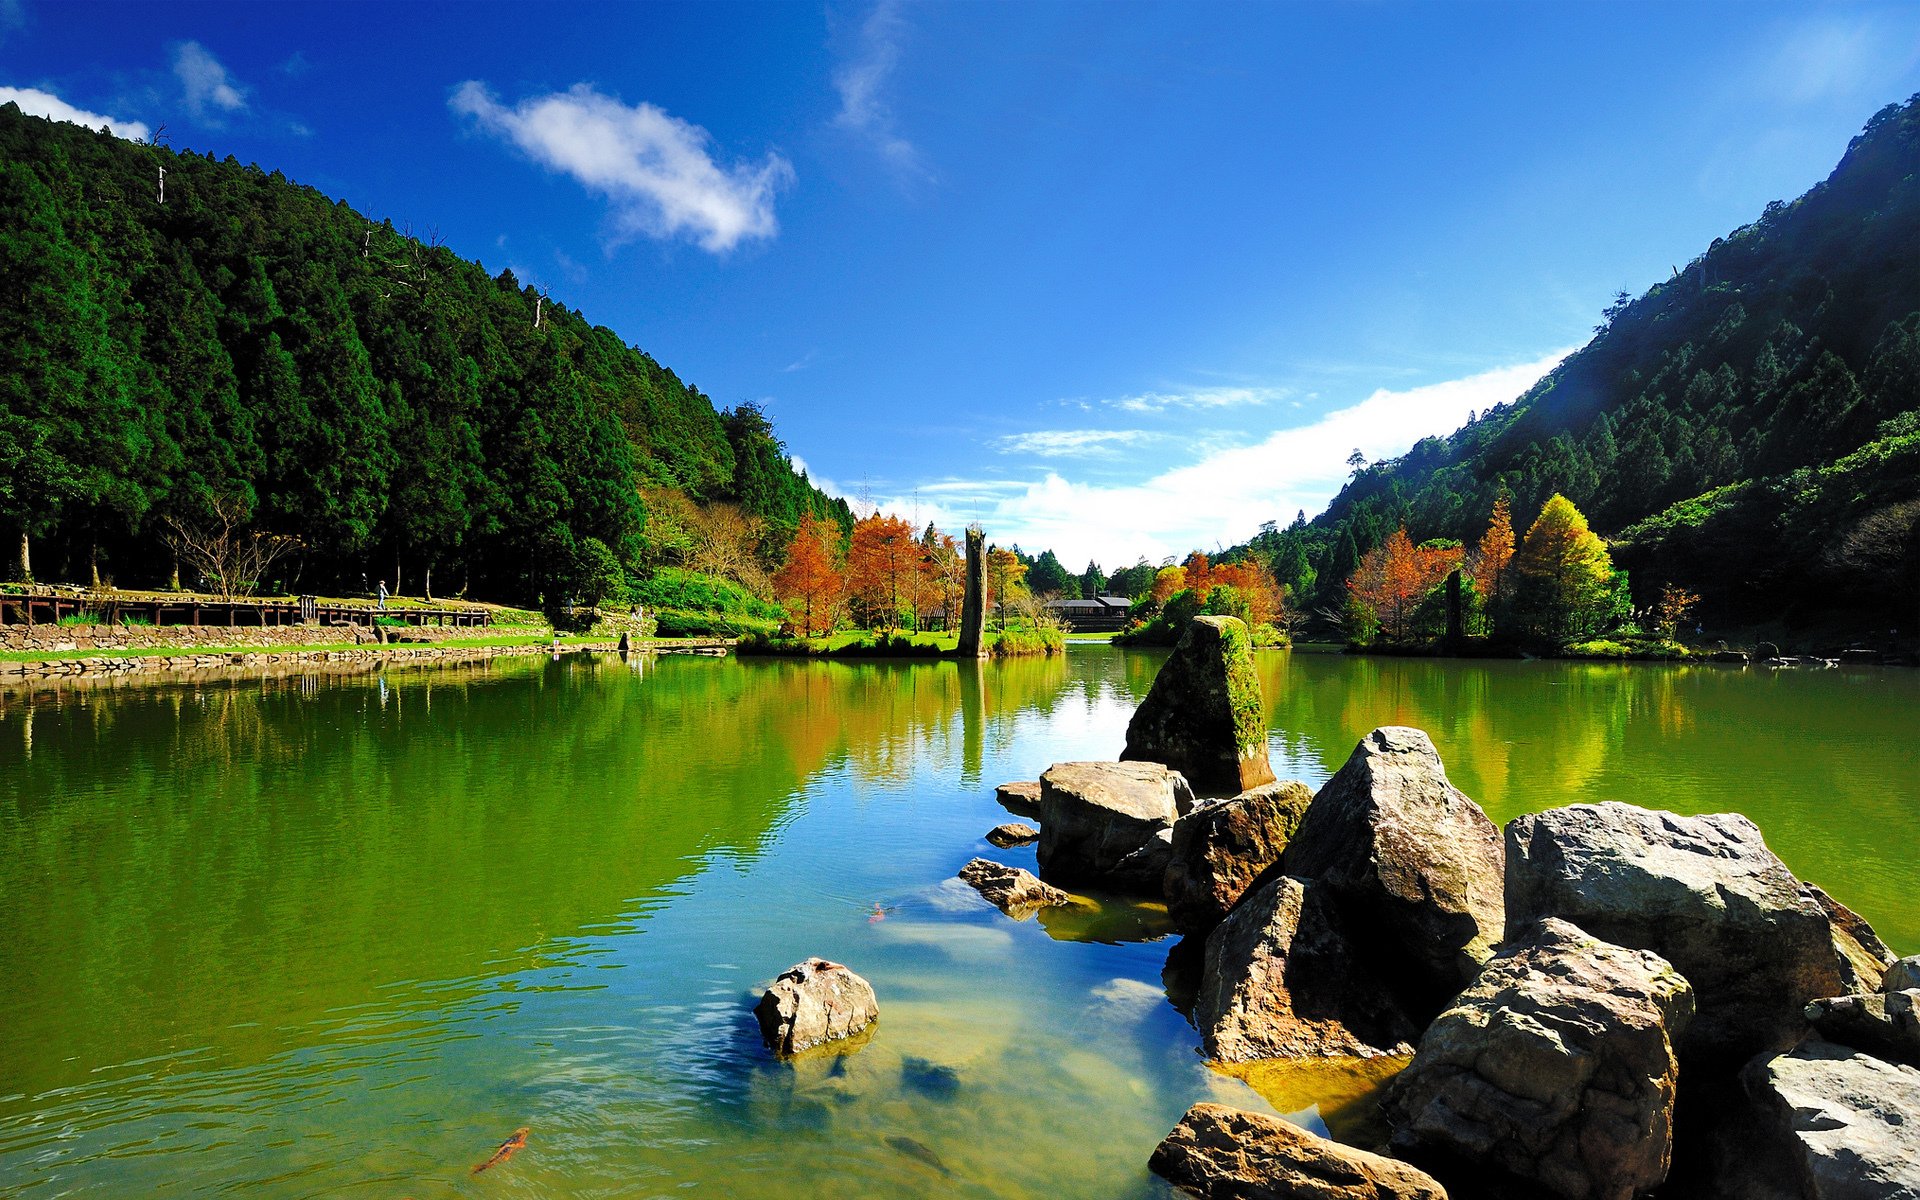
[1246,94,1920,635]
[0,103,847,601]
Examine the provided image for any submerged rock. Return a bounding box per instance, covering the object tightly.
[1282,727,1505,1008]
[1505,802,1857,1062]
[957,858,1071,916]
[1384,918,1694,1200]
[754,958,879,1056]
[985,822,1039,847]
[1805,989,1920,1069]
[1164,780,1314,934]
[1037,761,1195,891]
[1195,873,1418,1063]
[1743,1039,1920,1198]
[994,781,1042,818]
[1122,615,1277,795]
[1150,1102,1449,1200]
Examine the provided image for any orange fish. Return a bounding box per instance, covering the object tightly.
[471,1127,529,1175]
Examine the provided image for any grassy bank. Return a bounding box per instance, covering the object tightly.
[738,626,1066,658]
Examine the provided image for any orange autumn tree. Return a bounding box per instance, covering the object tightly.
[1347,526,1462,643]
[845,512,921,631]
[1150,565,1187,605]
[772,513,846,636]
[1208,559,1286,627]
[1474,493,1516,622]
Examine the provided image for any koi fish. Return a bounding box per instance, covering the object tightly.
[471,1127,529,1175]
[869,902,894,923]
[887,1135,952,1176]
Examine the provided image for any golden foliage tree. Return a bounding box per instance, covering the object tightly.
[772,513,845,636]
[1512,494,1616,644]
[1474,492,1516,606]
[986,546,1028,630]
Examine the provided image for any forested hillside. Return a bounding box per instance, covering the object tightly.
[0,103,848,602]
[1247,94,1920,636]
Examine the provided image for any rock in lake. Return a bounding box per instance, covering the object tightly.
[1195,874,1418,1063]
[1805,989,1920,1069]
[754,958,879,1056]
[1383,918,1694,1200]
[1505,802,1860,1062]
[1037,761,1195,891]
[1887,957,1920,994]
[957,858,1070,916]
[985,822,1039,847]
[1121,615,1277,795]
[994,780,1042,818]
[1743,1039,1920,1198]
[1164,780,1314,934]
[1151,1102,1449,1200]
[1282,727,1505,1009]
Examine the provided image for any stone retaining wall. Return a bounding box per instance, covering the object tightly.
[0,622,505,654]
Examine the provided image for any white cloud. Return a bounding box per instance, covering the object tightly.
[995,429,1153,457]
[451,82,792,254]
[877,350,1572,568]
[1110,386,1288,414]
[0,85,149,141]
[173,41,247,120]
[832,0,928,177]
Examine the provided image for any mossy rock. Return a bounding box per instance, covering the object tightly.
[1121,615,1275,796]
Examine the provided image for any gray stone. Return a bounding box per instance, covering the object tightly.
[1744,1039,1920,1199]
[1151,1102,1449,1200]
[1805,881,1897,993]
[1122,615,1276,794]
[1164,780,1314,933]
[957,858,1071,917]
[1805,990,1920,1069]
[754,958,879,1056]
[1384,918,1694,1200]
[993,780,1042,818]
[1887,957,1920,994]
[1506,802,1853,1062]
[1195,873,1418,1063]
[985,822,1039,847]
[1037,761,1195,891]
[1282,727,1505,1008]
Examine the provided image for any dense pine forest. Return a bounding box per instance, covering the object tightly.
[0,103,849,604]
[1243,94,1920,638]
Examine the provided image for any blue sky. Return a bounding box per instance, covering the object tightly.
[7,1,1920,569]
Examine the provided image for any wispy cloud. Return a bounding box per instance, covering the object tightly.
[880,351,1571,568]
[452,82,792,254]
[0,85,149,141]
[832,0,929,178]
[1109,386,1289,414]
[173,41,247,121]
[0,0,24,45]
[1752,15,1920,106]
[783,349,819,373]
[995,429,1153,458]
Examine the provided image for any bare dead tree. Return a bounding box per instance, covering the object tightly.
[164,497,301,600]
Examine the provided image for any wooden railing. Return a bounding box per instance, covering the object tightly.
[0,591,491,629]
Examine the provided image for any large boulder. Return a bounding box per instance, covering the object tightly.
[1804,882,1898,993]
[1505,803,1856,1062]
[1037,761,1195,891]
[1281,727,1505,1009]
[957,858,1071,917]
[1383,918,1695,1200]
[1151,1102,1449,1200]
[1164,780,1314,934]
[1122,615,1277,795]
[1743,1039,1920,1198]
[1195,873,1419,1063]
[994,780,1042,818]
[753,958,879,1056]
[1805,990,1920,1069]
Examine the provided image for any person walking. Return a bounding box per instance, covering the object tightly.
[377,580,388,612]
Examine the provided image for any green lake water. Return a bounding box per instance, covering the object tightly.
[0,647,1914,1197]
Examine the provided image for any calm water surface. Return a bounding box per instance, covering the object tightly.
[1,647,1914,1197]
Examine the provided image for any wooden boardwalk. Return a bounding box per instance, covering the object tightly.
[0,592,491,629]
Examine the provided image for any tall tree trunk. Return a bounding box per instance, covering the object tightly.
[424,562,434,603]
[89,539,101,590]
[169,548,181,592]
[11,528,27,583]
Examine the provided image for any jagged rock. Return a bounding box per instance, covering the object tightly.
[1195,873,1418,1063]
[1281,727,1505,1008]
[994,781,1042,818]
[1164,780,1314,933]
[1804,882,1898,992]
[985,822,1039,847]
[1506,803,1855,1062]
[1805,990,1920,1069]
[1887,957,1920,994]
[1151,1102,1449,1200]
[957,858,1070,916]
[1743,1039,1920,1198]
[1122,615,1277,795]
[754,958,879,1056]
[1384,918,1694,1200]
[1037,761,1195,891]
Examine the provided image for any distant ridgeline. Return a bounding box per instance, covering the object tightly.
[0,103,849,601]
[1243,94,1920,633]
